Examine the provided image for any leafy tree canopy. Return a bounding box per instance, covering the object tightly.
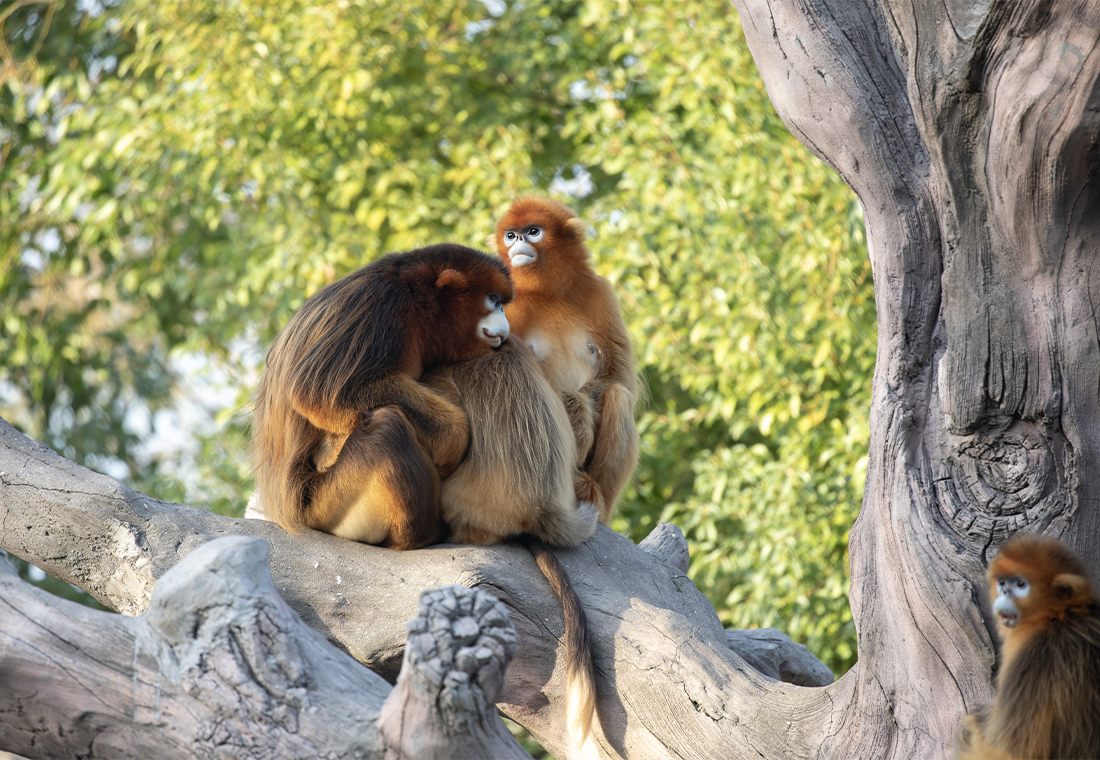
[1,0,873,674]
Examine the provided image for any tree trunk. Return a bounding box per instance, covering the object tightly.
[3,0,1099,757]
[733,0,1100,756]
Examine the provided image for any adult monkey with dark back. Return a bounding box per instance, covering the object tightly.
[253,243,513,550]
[252,242,599,747]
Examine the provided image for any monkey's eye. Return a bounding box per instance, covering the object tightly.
[999,576,1029,596]
[486,294,504,311]
[525,226,543,242]
[504,231,518,242]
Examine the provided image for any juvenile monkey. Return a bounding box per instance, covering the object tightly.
[251,244,512,550]
[494,197,640,521]
[955,533,1100,759]
[424,340,599,745]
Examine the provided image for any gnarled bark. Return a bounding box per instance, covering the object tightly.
[0,533,527,759]
[733,0,1100,756]
[0,416,830,760]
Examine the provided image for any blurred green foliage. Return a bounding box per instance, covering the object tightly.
[1,0,873,675]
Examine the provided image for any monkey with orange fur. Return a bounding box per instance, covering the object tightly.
[955,533,1100,760]
[252,244,512,550]
[494,197,640,521]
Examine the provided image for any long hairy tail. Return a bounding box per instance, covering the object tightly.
[521,538,596,747]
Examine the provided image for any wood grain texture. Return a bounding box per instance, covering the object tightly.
[734,0,1100,756]
[1,417,833,759]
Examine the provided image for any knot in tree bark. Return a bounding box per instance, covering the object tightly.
[934,422,1073,549]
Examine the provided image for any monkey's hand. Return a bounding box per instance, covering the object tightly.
[953,708,993,760]
[313,431,350,473]
[562,390,599,465]
[573,470,607,522]
[293,395,359,436]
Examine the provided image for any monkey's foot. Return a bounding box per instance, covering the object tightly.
[379,586,530,758]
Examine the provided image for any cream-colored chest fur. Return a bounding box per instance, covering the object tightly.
[525,325,599,393]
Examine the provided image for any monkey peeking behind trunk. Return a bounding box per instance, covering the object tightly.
[954,533,1100,760]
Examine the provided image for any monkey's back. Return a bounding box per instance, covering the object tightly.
[253,244,512,529]
[424,340,595,548]
[992,605,1100,759]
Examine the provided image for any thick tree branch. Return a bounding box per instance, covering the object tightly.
[1,417,833,759]
[0,534,528,759]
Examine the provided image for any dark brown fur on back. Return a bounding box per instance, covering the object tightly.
[252,244,512,547]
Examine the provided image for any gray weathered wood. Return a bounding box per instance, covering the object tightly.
[724,629,834,687]
[1,416,833,759]
[379,585,529,760]
[733,0,1100,756]
[0,535,528,759]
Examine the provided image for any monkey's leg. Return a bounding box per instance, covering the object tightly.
[562,390,598,465]
[584,382,639,522]
[307,406,444,550]
[293,397,359,436]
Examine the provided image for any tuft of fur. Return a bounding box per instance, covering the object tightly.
[525,540,596,747]
[252,244,512,549]
[424,339,599,747]
[494,196,640,522]
[955,534,1100,760]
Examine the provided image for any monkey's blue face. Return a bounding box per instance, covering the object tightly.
[992,575,1030,628]
[502,225,544,268]
[478,294,509,348]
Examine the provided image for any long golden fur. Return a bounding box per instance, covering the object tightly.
[956,534,1100,760]
[494,196,640,521]
[424,340,597,545]
[252,244,513,549]
[424,339,599,747]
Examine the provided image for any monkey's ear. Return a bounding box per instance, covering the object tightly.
[1053,573,1090,598]
[483,234,497,250]
[436,268,469,290]
[565,217,588,241]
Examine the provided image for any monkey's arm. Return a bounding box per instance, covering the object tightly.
[561,390,598,464]
[373,373,471,479]
[295,372,470,479]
